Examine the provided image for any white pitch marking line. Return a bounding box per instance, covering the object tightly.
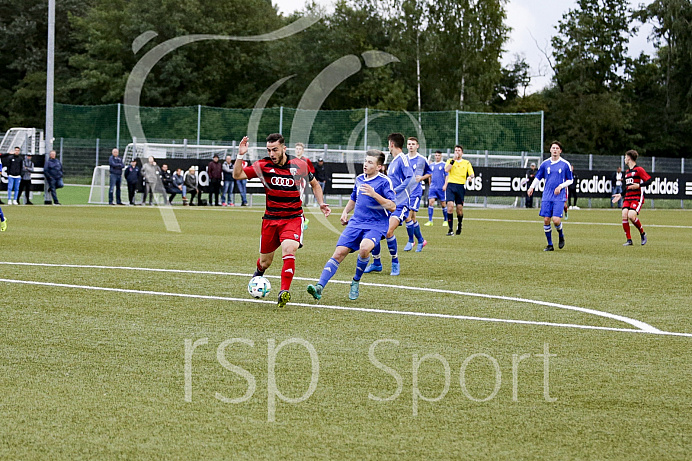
[0,261,661,333]
[2,277,692,338]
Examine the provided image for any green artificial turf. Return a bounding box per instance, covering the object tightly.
[1,205,690,459]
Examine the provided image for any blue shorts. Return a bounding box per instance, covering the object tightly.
[409,195,422,212]
[539,200,565,218]
[428,188,445,201]
[391,203,410,222]
[336,226,387,252]
[445,183,466,205]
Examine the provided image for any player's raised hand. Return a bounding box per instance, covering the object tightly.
[238,136,249,156]
[611,193,622,204]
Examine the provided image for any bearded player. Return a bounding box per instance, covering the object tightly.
[612,149,652,246]
[233,134,331,308]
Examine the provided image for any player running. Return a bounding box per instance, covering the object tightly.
[403,137,432,252]
[307,150,395,301]
[233,134,331,308]
[363,133,414,276]
[612,149,651,246]
[425,150,448,226]
[527,141,573,251]
[443,145,475,236]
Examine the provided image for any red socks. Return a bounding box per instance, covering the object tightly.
[281,254,295,291]
[632,218,644,234]
[622,219,631,240]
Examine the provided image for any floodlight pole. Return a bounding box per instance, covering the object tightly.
[45,0,55,154]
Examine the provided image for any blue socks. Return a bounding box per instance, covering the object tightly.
[405,220,415,243]
[413,221,423,243]
[544,225,553,245]
[428,206,434,221]
[318,258,340,288]
[387,236,399,263]
[442,208,448,222]
[555,222,564,238]
[354,255,368,281]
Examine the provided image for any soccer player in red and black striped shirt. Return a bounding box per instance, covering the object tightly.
[612,149,652,246]
[233,134,331,307]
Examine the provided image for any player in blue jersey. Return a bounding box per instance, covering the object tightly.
[425,150,448,226]
[403,137,432,252]
[364,133,414,276]
[527,140,573,251]
[307,150,395,300]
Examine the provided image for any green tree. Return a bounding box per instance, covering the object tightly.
[636,0,692,157]
[551,0,633,93]
[0,0,90,129]
[491,56,531,111]
[545,0,634,154]
[68,0,282,108]
[425,0,508,111]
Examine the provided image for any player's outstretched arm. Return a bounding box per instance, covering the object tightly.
[233,136,249,180]
[310,177,331,217]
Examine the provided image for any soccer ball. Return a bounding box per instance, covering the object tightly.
[248,276,272,298]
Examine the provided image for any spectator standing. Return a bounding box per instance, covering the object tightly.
[7,147,23,205]
[221,155,235,206]
[207,154,222,206]
[525,162,537,208]
[44,150,63,205]
[234,156,248,206]
[19,153,35,205]
[108,148,125,205]
[141,156,161,206]
[314,157,327,198]
[567,166,579,210]
[124,159,141,205]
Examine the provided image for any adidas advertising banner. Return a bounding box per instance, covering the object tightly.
[136,161,692,200]
[463,167,692,200]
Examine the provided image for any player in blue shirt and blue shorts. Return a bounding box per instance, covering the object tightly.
[425,150,448,226]
[527,140,574,251]
[363,133,414,276]
[403,137,432,252]
[307,150,396,300]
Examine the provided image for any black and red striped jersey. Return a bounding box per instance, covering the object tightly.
[623,166,652,201]
[243,155,314,220]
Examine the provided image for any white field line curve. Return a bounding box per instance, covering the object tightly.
[0,261,676,335]
[1,277,691,338]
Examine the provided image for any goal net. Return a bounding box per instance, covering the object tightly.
[122,142,236,164]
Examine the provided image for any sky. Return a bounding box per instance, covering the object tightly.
[273,0,656,93]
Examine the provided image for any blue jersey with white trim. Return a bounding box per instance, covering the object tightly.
[348,173,396,233]
[535,158,573,202]
[387,152,414,206]
[408,153,433,198]
[430,161,447,190]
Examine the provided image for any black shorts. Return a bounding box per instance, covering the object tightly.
[445,183,466,205]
